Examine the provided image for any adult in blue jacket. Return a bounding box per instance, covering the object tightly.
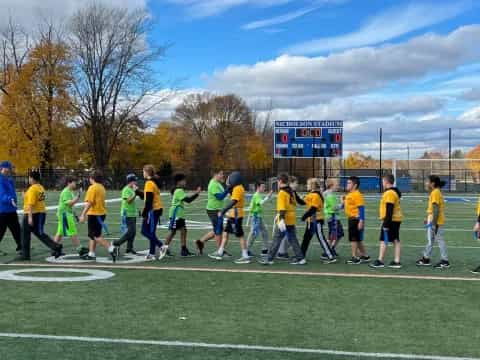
[0,161,22,253]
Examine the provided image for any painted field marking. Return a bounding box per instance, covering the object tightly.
[0,332,477,360]
[2,262,480,282]
[0,268,114,282]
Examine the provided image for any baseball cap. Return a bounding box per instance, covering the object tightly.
[0,161,13,170]
[126,173,138,183]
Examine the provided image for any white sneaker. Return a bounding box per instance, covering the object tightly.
[208,251,224,260]
[290,258,307,265]
[145,254,155,261]
[234,257,251,264]
[158,246,168,261]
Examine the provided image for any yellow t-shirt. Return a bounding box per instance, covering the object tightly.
[379,189,402,222]
[344,190,364,218]
[85,183,106,216]
[23,184,46,213]
[277,188,296,226]
[228,185,245,219]
[144,179,163,211]
[304,192,324,220]
[427,188,445,225]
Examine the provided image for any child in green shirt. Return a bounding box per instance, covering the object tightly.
[247,181,272,256]
[54,176,88,257]
[162,174,201,257]
[323,179,344,256]
[113,174,141,255]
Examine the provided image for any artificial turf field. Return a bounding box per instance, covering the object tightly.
[0,191,479,360]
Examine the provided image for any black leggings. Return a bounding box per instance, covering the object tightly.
[22,214,60,259]
[0,212,21,250]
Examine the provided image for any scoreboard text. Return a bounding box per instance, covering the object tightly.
[274,120,343,158]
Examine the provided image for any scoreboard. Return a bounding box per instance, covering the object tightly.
[274,120,343,158]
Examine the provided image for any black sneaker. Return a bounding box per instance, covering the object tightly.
[126,249,137,255]
[180,248,196,257]
[54,245,64,259]
[471,266,480,274]
[434,260,450,269]
[223,250,233,258]
[388,261,402,269]
[78,247,89,257]
[165,249,174,258]
[82,255,96,261]
[276,253,290,260]
[320,252,329,260]
[261,249,269,256]
[360,255,371,264]
[416,257,431,266]
[109,249,117,263]
[369,260,385,268]
[247,250,255,258]
[347,257,361,265]
[323,257,337,264]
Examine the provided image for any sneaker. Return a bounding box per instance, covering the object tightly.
[258,258,274,265]
[323,257,337,264]
[290,258,307,265]
[223,250,233,258]
[195,240,204,255]
[360,256,371,264]
[81,255,96,261]
[347,257,361,265]
[388,261,402,269]
[320,253,329,260]
[180,248,196,257]
[78,247,89,257]
[158,246,168,260]
[109,249,117,263]
[54,245,64,259]
[276,253,290,260]
[126,249,137,255]
[369,260,385,268]
[247,250,255,258]
[471,266,480,274]
[145,254,155,260]
[234,257,251,264]
[208,251,224,261]
[261,249,269,256]
[416,257,431,267]
[434,260,450,269]
[166,249,174,258]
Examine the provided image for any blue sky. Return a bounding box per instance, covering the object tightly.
[1,0,480,157]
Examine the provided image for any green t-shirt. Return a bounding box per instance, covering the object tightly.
[324,191,338,217]
[206,179,225,211]
[57,187,75,217]
[121,186,137,217]
[169,188,186,220]
[249,192,264,216]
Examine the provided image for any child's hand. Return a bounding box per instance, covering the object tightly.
[268,190,273,196]
[79,215,85,223]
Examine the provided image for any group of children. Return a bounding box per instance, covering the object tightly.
[4,160,480,273]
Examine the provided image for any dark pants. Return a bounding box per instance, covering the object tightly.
[141,209,163,255]
[301,220,334,259]
[22,214,60,259]
[0,212,22,250]
[268,225,304,262]
[114,217,136,250]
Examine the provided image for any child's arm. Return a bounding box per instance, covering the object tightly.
[184,187,201,204]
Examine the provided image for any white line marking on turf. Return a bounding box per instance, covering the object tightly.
[0,333,476,360]
[2,262,480,282]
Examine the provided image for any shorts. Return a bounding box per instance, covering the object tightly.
[88,215,106,240]
[225,217,244,237]
[169,218,186,231]
[379,221,401,243]
[327,217,344,240]
[348,218,363,242]
[56,213,78,237]
[207,210,223,234]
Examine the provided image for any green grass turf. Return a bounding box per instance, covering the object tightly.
[0,191,479,359]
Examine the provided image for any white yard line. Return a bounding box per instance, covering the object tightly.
[0,332,476,360]
[1,263,480,282]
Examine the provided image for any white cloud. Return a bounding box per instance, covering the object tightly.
[208,25,480,107]
[0,0,147,28]
[242,5,319,30]
[165,0,293,19]
[284,1,471,55]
